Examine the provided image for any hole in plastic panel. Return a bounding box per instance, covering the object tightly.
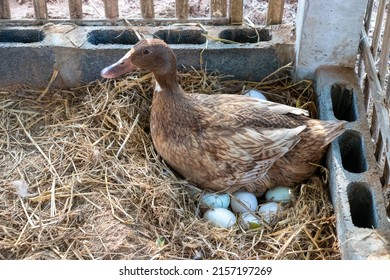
[338,130,368,173]
[87,30,139,45]
[153,29,206,44]
[331,84,358,121]
[347,183,377,228]
[218,28,272,43]
[0,29,45,43]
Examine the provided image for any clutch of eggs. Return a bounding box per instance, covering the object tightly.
[201,186,292,228]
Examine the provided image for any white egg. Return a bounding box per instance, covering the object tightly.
[203,208,237,228]
[230,191,258,213]
[244,89,267,100]
[239,212,261,230]
[258,202,281,224]
[265,186,293,203]
[199,192,230,209]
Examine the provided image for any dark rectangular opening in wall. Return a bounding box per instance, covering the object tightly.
[347,183,378,228]
[331,84,358,121]
[87,30,139,45]
[153,29,206,44]
[0,29,45,43]
[218,28,272,43]
[338,130,368,173]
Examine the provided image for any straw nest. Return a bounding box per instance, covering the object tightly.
[0,65,340,260]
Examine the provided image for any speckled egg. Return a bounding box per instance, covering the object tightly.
[203,208,237,228]
[230,191,258,213]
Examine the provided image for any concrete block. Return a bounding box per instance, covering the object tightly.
[0,27,55,87]
[0,25,294,88]
[315,66,390,259]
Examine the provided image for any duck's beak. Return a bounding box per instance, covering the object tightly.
[100,49,138,79]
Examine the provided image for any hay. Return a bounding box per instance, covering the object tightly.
[0,65,340,260]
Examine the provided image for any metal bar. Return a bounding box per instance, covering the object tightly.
[361,29,383,96]
[361,29,390,188]
[364,0,374,31]
[176,0,188,20]
[378,4,390,88]
[140,0,154,19]
[382,158,390,187]
[266,0,285,25]
[375,131,384,164]
[229,0,243,24]
[363,76,370,111]
[387,77,390,102]
[372,0,386,59]
[370,106,380,143]
[69,0,83,19]
[211,0,227,18]
[33,0,48,19]
[0,0,11,19]
[103,0,119,20]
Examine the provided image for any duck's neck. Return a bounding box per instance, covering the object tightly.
[151,70,197,123]
[153,71,181,94]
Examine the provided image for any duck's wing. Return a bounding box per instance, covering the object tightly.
[192,93,309,119]
[202,123,306,187]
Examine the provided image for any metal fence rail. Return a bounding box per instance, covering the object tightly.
[360,0,390,189]
[0,0,286,25]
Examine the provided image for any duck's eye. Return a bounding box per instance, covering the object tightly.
[143,49,150,55]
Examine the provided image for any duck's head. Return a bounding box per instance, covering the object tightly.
[101,38,177,79]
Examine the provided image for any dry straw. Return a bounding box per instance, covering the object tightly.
[0,64,340,260]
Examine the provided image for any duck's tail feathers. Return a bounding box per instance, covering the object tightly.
[321,120,347,148]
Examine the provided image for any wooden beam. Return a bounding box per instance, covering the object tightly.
[267,0,284,25]
[33,0,48,19]
[103,0,119,20]
[68,0,83,19]
[229,0,243,24]
[0,1,10,19]
[176,0,188,20]
[140,0,154,19]
[0,17,230,26]
[211,0,227,18]
[0,0,11,19]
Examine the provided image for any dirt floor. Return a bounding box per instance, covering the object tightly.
[9,0,298,25]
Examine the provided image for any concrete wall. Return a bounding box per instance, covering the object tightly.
[295,0,368,80]
[0,25,294,88]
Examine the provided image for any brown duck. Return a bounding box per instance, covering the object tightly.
[101,38,346,193]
